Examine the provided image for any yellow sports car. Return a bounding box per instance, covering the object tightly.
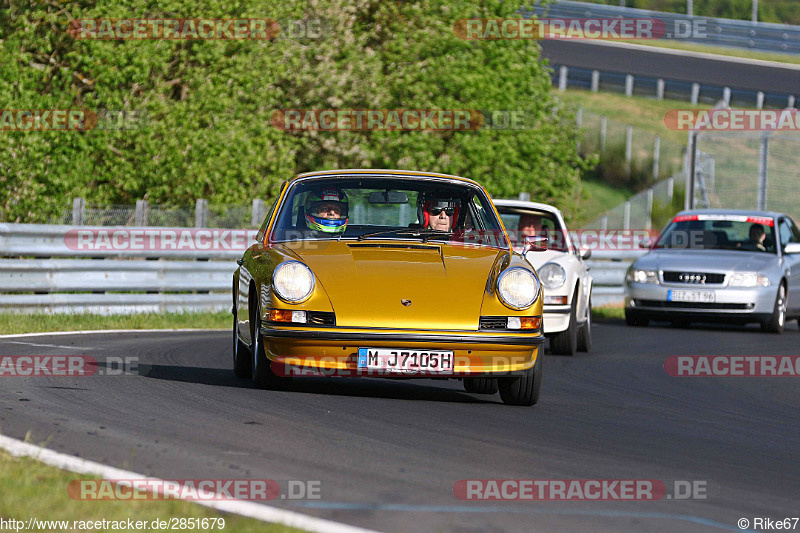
[232,170,547,405]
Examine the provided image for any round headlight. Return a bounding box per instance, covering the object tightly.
[272,261,315,303]
[538,263,566,290]
[497,268,540,310]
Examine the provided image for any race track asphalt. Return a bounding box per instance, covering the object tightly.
[1,319,799,532]
[539,40,800,94]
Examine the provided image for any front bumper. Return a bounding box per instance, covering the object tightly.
[542,304,571,334]
[260,326,544,377]
[625,282,776,322]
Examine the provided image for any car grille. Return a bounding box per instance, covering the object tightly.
[662,271,726,285]
[307,311,336,326]
[634,299,754,311]
[479,316,508,330]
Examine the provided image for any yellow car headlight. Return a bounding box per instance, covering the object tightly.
[497,268,539,310]
[272,261,315,303]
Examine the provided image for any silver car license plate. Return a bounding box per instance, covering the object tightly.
[667,290,716,303]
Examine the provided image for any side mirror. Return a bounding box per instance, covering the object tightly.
[579,246,591,260]
[784,242,800,254]
[522,236,548,254]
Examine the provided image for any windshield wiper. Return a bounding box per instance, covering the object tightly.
[357,228,453,242]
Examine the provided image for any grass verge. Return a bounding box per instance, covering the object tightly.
[0,446,303,533]
[0,311,230,335]
[575,179,633,227]
[592,304,625,321]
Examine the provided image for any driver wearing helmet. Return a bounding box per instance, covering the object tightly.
[420,194,460,232]
[304,187,349,234]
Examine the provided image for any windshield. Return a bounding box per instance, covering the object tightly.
[269,176,509,249]
[655,214,776,253]
[497,207,570,252]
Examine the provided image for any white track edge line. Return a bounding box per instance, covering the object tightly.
[0,434,379,533]
[0,329,227,339]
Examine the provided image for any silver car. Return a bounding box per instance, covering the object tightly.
[625,209,800,332]
[494,200,593,354]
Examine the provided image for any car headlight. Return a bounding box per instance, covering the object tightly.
[728,272,770,287]
[538,263,566,290]
[272,261,315,302]
[626,268,659,284]
[497,268,540,310]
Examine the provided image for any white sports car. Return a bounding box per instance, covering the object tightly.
[494,200,593,355]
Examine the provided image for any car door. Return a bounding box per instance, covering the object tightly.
[778,217,800,313]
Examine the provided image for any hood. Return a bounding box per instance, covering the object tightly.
[523,249,568,269]
[278,240,506,330]
[634,249,778,273]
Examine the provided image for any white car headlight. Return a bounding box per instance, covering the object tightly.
[626,268,659,284]
[497,268,540,310]
[538,263,566,290]
[272,261,315,302]
[728,272,770,287]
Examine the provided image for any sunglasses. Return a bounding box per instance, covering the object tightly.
[428,207,455,216]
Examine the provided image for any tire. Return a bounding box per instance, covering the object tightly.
[550,294,578,355]
[232,306,251,379]
[498,350,543,406]
[463,378,498,394]
[625,309,649,327]
[761,283,787,334]
[577,298,592,353]
[251,303,286,389]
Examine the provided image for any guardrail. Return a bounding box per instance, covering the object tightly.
[0,223,642,313]
[528,1,800,54]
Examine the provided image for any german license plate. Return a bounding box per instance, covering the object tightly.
[357,348,454,375]
[667,290,716,303]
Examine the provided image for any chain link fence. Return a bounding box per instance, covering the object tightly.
[693,130,800,223]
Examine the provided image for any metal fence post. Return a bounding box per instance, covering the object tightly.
[652,135,661,179]
[72,198,85,226]
[691,83,700,105]
[752,0,758,23]
[591,70,600,93]
[756,91,765,109]
[625,75,634,97]
[667,177,674,204]
[645,188,654,231]
[135,200,148,226]
[757,131,770,210]
[251,199,265,227]
[558,66,568,91]
[195,199,208,228]
[656,79,665,100]
[789,96,796,109]
[601,215,608,231]
[625,125,633,177]
[519,192,530,201]
[687,0,694,17]
[722,87,731,106]
[687,132,697,210]
[576,106,583,153]
[623,201,631,231]
[600,116,607,154]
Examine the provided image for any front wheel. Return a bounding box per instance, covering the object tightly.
[550,296,577,355]
[761,283,787,334]
[232,307,251,379]
[463,378,498,394]
[498,351,543,406]
[577,298,592,353]
[251,306,287,389]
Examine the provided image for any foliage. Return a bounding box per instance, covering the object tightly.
[0,0,588,223]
